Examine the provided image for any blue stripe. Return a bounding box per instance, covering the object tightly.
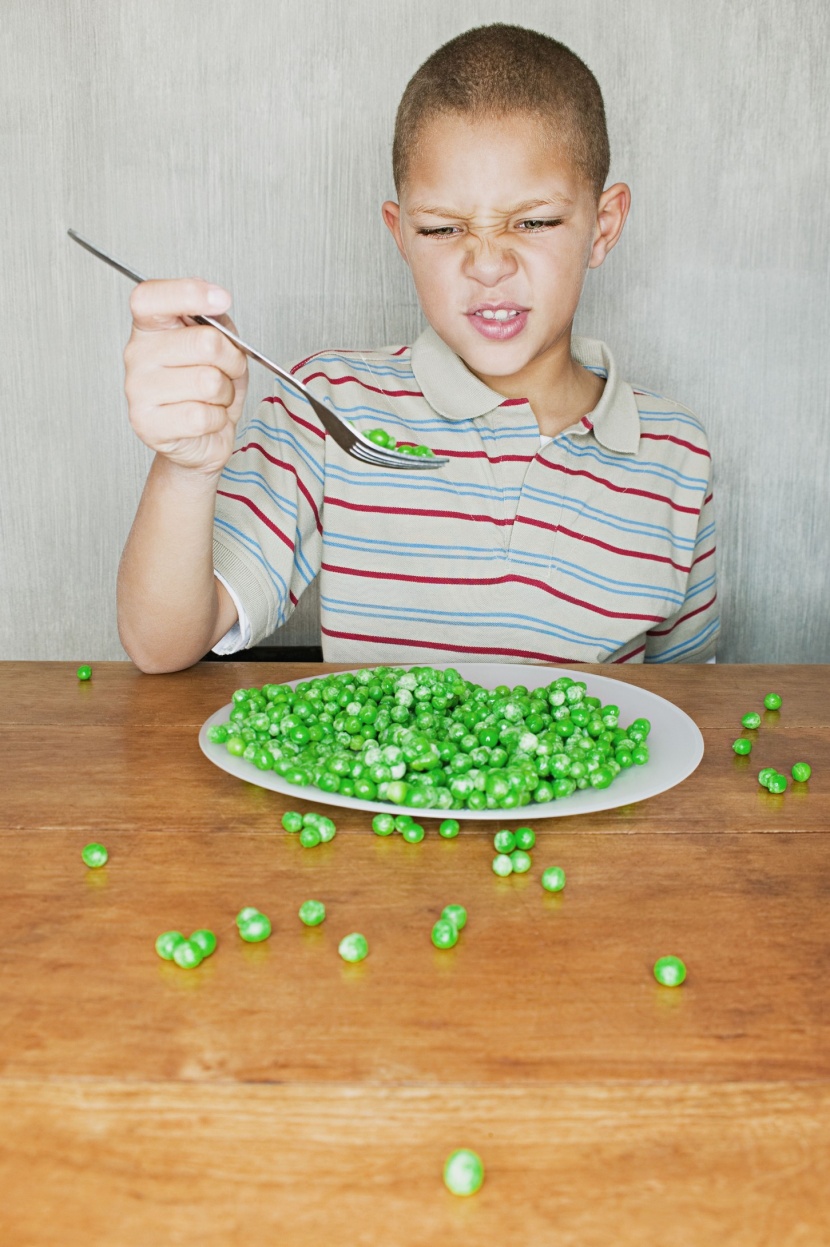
[297,353,416,382]
[214,517,292,617]
[241,418,325,486]
[648,617,719,662]
[221,467,316,582]
[320,593,623,652]
[559,438,709,493]
[326,463,522,505]
[638,410,707,437]
[522,485,698,551]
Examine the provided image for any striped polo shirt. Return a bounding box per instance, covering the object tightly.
[212,325,718,665]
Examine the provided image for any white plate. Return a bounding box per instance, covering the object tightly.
[198,663,703,820]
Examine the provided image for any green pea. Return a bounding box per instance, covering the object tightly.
[442,904,467,932]
[299,826,322,848]
[439,818,460,839]
[172,939,204,969]
[316,817,337,842]
[366,427,394,447]
[401,822,425,844]
[732,738,752,755]
[281,811,304,833]
[492,853,513,877]
[541,866,566,892]
[239,913,271,942]
[190,929,217,958]
[510,849,532,874]
[763,693,782,710]
[493,829,516,853]
[338,932,368,963]
[431,918,458,949]
[76,664,92,681]
[394,814,414,832]
[299,900,326,926]
[81,842,108,868]
[207,724,229,743]
[757,767,776,788]
[741,712,762,729]
[653,956,686,987]
[514,826,535,850]
[443,1149,484,1196]
[791,762,811,782]
[372,813,395,836]
[236,906,260,927]
[155,930,185,960]
[767,773,787,794]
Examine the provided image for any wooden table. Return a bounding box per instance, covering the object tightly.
[1,661,828,1245]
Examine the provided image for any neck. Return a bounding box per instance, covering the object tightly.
[469,336,605,438]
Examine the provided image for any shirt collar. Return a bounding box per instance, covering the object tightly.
[410,323,640,455]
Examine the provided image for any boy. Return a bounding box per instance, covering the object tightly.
[119,23,718,672]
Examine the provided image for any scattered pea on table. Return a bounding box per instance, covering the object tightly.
[442,904,467,932]
[791,762,811,782]
[372,813,395,836]
[81,843,108,868]
[741,712,762,730]
[401,822,425,844]
[282,811,304,832]
[338,932,368,963]
[298,900,326,927]
[438,819,460,839]
[76,664,92,681]
[431,918,458,949]
[492,854,513,877]
[155,931,185,960]
[653,955,687,987]
[510,849,532,874]
[514,826,536,850]
[237,910,272,942]
[763,693,782,710]
[493,830,516,853]
[732,738,752,755]
[443,1149,485,1197]
[190,929,217,957]
[767,773,788,794]
[541,866,566,893]
[172,940,204,969]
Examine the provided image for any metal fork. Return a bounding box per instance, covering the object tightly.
[67,229,448,471]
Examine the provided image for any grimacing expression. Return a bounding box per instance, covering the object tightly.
[383,112,627,386]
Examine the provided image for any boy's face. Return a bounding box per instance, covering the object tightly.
[382,112,629,393]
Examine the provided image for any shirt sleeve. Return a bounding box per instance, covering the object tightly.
[211,371,326,648]
[645,473,720,663]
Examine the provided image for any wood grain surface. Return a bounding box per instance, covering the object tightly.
[0,661,828,1245]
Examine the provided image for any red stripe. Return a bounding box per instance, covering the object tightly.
[263,395,326,441]
[216,490,294,552]
[640,432,710,459]
[498,397,527,407]
[690,545,715,569]
[613,643,646,663]
[516,515,692,573]
[324,495,514,527]
[321,562,665,624]
[648,594,717,637]
[289,345,410,370]
[321,627,578,664]
[235,443,322,533]
[431,448,535,464]
[299,370,423,400]
[536,457,700,514]
[289,590,298,606]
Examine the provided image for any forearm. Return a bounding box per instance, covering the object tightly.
[117,455,231,672]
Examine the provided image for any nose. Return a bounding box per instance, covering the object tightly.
[462,234,519,285]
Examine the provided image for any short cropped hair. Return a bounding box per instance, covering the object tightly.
[392,24,610,202]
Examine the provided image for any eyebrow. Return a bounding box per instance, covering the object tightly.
[410,196,574,218]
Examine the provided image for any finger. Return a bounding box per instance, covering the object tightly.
[129,278,231,331]
[128,361,237,412]
[139,401,232,445]
[127,323,248,382]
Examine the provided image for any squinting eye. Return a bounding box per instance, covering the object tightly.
[418,227,458,237]
[519,219,561,231]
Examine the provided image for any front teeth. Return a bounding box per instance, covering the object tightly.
[478,308,520,320]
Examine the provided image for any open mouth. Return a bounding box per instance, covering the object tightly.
[467,308,529,340]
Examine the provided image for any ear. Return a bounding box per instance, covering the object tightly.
[587,182,631,269]
[381,201,410,265]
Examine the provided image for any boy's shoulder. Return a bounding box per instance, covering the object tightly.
[287,343,414,382]
[628,378,710,451]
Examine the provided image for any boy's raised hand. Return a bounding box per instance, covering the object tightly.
[124,279,249,477]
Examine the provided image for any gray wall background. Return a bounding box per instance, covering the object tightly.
[1,0,828,662]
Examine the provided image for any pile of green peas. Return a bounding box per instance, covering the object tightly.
[282,810,337,846]
[208,667,652,812]
[432,904,467,949]
[492,825,535,876]
[365,427,436,457]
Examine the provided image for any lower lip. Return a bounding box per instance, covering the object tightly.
[467,311,528,340]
